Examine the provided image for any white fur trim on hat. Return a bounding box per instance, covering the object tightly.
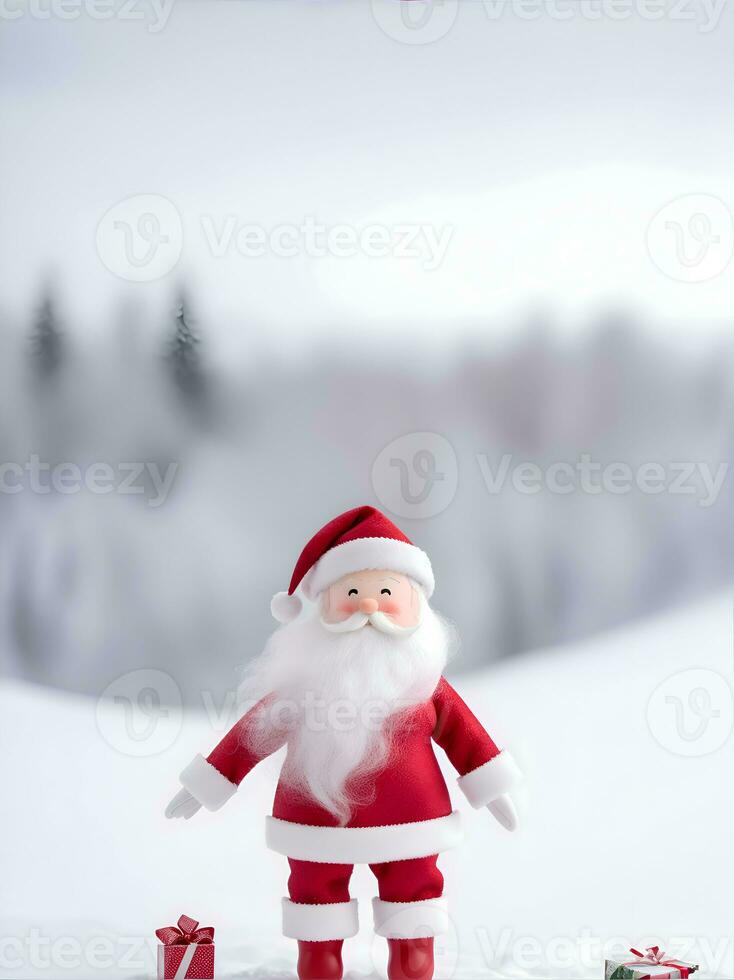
[180,753,237,811]
[266,812,461,864]
[457,751,522,809]
[282,899,359,941]
[271,591,303,624]
[372,897,449,938]
[302,536,434,600]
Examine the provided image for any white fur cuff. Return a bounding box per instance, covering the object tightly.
[457,751,522,808]
[180,754,237,811]
[372,897,449,938]
[282,899,359,941]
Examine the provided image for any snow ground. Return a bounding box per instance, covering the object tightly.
[2,593,733,980]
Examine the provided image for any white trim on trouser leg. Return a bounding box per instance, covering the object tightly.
[282,898,359,941]
[372,897,449,939]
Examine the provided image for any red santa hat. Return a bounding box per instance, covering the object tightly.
[270,505,435,624]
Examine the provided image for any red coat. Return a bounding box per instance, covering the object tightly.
[180,677,520,864]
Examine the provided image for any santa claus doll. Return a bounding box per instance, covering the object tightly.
[166,506,522,980]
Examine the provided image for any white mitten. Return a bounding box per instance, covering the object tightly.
[487,793,518,831]
[165,788,202,820]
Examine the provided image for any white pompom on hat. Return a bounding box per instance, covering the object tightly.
[270,591,303,624]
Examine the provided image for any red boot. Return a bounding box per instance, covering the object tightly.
[296,939,344,980]
[387,938,434,980]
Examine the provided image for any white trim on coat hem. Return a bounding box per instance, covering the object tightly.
[266,811,462,864]
[372,897,449,938]
[282,899,359,941]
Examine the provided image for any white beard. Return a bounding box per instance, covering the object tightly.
[240,599,455,824]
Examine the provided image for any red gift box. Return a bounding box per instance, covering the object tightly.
[156,914,215,980]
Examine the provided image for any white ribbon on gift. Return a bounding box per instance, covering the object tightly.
[174,943,197,980]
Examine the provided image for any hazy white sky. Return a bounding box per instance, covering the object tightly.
[2,0,733,353]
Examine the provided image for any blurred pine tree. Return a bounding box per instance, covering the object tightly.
[31,290,63,379]
[167,294,206,406]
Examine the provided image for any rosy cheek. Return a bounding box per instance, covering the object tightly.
[380,598,401,615]
[338,600,356,615]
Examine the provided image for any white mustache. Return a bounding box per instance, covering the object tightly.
[320,610,420,637]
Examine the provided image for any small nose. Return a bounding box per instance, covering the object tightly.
[359,597,378,615]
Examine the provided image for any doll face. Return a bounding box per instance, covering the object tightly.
[320,569,422,629]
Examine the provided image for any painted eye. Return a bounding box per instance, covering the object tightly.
[381,588,391,596]
[348,588,359,596]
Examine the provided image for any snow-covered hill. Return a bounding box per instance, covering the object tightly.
[3,594,732,979]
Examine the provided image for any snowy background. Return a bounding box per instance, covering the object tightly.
[2,0,734,977]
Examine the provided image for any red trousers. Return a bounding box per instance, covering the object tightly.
[284,855,446,942]
[288,854,443,904]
